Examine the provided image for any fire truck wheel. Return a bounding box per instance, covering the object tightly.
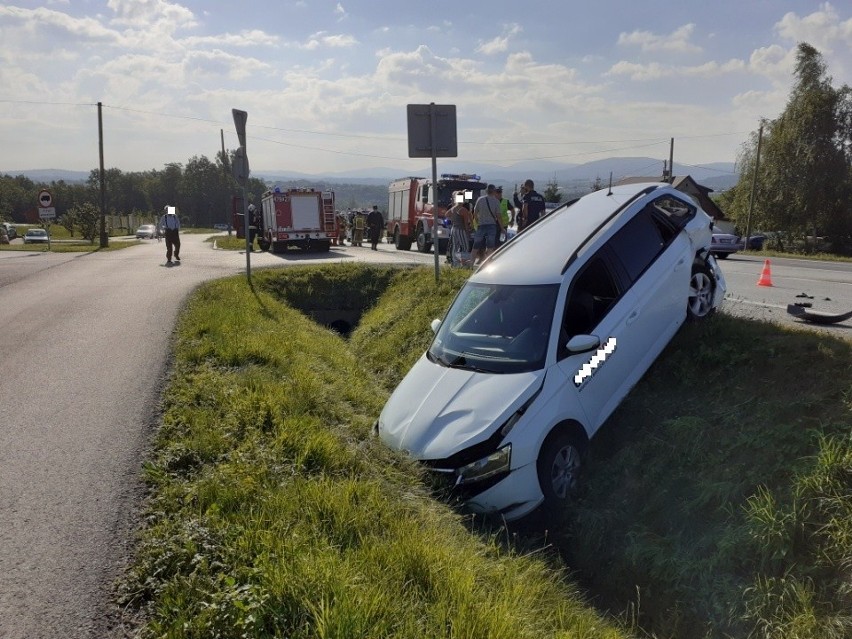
[416,223,432,253]
[258,239,270,251]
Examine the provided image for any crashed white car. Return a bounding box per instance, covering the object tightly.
[377,183,726,521]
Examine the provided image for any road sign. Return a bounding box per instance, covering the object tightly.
[39,207,56,220]
[38,190,52,208]
[407,104,457,158]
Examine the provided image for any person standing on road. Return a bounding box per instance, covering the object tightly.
[448,191,473,267]
[353,211,365,247]
[471,184,502,265]
[367,205,384,251]
[494,186,515,246]
[519,179,546,232]
[159,205,181,264]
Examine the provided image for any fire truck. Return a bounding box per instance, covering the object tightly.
[258,187,336,253]
[386,174,487,253]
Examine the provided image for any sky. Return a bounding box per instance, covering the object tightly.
[1,0,851,177]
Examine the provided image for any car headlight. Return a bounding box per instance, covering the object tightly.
[456,444,511,484]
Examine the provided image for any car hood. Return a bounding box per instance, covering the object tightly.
[378,353,544,460]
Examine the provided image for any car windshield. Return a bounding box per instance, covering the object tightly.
[428,282,559,374]
[28,229,46,236]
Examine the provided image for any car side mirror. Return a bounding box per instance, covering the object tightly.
[566,334,600,354]
[430,318,442,334]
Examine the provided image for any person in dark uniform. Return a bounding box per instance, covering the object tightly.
[519,179,546,232]
[367,205,384,251]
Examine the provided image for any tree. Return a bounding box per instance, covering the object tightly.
[543,178,563,204]
[69,203,101,243]
[728,43,852,252]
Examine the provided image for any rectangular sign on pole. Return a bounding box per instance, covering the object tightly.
[38,207,56,220]
[407,104,457,158]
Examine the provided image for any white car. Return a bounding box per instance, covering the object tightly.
[377,183,726,521]
[23,228,49,244]
[135,224,158,239]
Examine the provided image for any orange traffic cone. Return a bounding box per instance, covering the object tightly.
[757,259,774,287]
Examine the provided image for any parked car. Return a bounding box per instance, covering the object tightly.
[23,228,49,244]
[739,234,766,251]
[213,223,229,231]
[1,222,17,240]
[710,231,740,258]
[376,183,726,521]
[135,224,157,239]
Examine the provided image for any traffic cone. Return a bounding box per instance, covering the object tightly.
[757,259,773,287]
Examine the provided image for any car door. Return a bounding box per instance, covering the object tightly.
[554,201,691,435]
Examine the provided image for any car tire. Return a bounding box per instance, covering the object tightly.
[687,261,716,321]
[536,429,583,511]
[715,252,729,259]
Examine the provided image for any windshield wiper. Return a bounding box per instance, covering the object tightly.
[446,354,499,374]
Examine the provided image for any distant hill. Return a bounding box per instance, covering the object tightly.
[1,169,90,183]
[5,157,738,196]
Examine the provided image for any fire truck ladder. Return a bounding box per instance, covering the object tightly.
[321,192,336,233]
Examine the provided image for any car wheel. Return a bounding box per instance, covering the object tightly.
[687,261,716,321]
[715,252,728,259]
[537,430,583,510]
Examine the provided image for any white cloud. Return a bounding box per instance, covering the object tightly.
[617,23,702,54]
[106,0,197,29]
[185,30,280,48]
[298,31,358,50]
[774,2,852,53]
[334,3,347,21]
[606,58,745,81]
[476,23,522,55]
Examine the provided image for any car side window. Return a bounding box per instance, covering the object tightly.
[558,254,621,359]
[607,210,665,283]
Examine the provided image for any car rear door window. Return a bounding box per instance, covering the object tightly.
[607,211,665,283]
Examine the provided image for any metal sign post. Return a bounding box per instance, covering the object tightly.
[231,109,251,283]
[407,103,457,281]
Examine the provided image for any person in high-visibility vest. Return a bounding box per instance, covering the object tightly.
[353,211,365,246]
[494,186,515,246]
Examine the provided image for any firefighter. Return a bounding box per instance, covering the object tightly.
[353,210,365,247]
[247,203,259,250]
[337,212,347,246]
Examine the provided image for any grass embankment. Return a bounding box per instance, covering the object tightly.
[568,316,852,638]
[126,262,852,638]
[123,264,626,639]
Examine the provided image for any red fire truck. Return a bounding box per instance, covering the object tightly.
[386,174,487,253]
[258,187,336,253]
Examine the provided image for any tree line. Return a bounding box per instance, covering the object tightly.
[0,152,268,241]
[720,43,852,254]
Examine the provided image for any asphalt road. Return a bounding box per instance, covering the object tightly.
[0,237,850,639]
[714,253,852,338]
[0,235,432,639]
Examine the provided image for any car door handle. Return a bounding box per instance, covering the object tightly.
[674,257,686,271]
[626,310,640,326]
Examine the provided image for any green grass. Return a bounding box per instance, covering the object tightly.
[126,263,852,639]
[210,235,253,250]
[565,315,852,638]
[123,265,627,639]
[740,249,852,262]
[0,239,139,252]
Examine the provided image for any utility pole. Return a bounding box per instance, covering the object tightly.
[744,123,764,249]
[668,138,674,184]
[221,129,231,236]
[98,102,107,248]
